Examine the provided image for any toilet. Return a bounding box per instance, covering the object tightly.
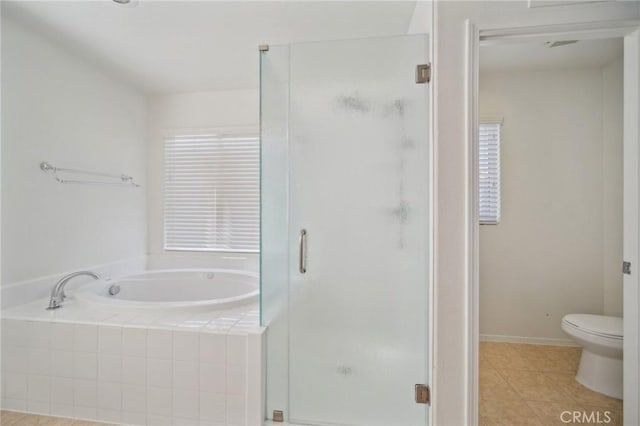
[561,314,623,399]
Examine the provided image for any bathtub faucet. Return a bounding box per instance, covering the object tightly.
[47,270,101,310]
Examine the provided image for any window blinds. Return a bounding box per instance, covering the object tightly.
[164,134,260,252]
[479,122,501,224]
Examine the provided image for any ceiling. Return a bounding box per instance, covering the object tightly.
[5,0,418,95]
[481,38,623,72]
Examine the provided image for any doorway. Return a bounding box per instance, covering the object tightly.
[466,21,640,426]
[478,36,624,424]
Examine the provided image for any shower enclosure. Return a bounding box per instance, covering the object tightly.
[260,34,430,426]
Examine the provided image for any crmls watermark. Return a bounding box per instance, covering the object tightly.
[560,410,613,424]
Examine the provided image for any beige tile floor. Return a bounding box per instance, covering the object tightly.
[0,411,110,426]
[480,342,623,426]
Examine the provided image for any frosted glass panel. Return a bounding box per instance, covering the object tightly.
[259,45,290,415]
[261,34,429,426]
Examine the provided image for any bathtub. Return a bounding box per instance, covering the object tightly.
[74,268,259,311]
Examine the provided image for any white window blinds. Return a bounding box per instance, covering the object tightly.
[164,134,260,252]
[479,122,501,224]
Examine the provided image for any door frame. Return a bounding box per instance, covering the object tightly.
[464,19,640,425]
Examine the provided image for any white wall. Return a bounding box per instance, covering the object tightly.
[603,57,624,317]
[432,1,640,424]
[407,0,432,35]
[1,13,147,285]
[147,89,259,270]
[479,66,622,343]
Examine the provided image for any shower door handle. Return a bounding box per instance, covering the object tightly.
[299,229,307,274]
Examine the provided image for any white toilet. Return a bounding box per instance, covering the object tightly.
[561,314,623,399]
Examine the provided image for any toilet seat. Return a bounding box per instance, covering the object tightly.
[562,314,622,339]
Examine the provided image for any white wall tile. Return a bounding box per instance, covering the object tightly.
[172,389,198,420]
[50,403,74,418]
[226,364,247,396]
[147,387,172,417]
[73,379,97,408]
[148,329,173,359]
[3,319,29,347]
[97,408,122,424]
[2,398,27,412]
[29,321,51,349]
[73,352,97,380]
[51,323,74,351]
[27,375,50,403]
[147,359,172,388]
[123,327,147,357]
[226,395,246,426]
[246,332,264,426]
[199,392,226,424]
[3,346,28,373]
[122,410,147,425]
[0,307,264,425]
[148,414,172,425]
[74,324,98,352]
[26,400,50,415]
[172,417,197,426]
[173,361,198,391]
[199,333,226,365]
[51,377,74,405]
[74,405,97,420]
[122,384,146,413]
[226,334,247,366]
[122,357,147,385]
[51,350,74,378]
[98,354,122,382]
[4,372,28,399]
[199,363,225,394]
[98,325,122,355]
[173,331,199,362]
[98,381,122,410]
[28,349,51,375]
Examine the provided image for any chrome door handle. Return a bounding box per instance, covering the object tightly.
[299,229,307,274]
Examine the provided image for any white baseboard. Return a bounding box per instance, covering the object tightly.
[480,333,578,347]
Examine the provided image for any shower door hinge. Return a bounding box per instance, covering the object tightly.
[416,64,431,84]
[415,384,430,404]
[623,261,631,275]
[272,410,284,422]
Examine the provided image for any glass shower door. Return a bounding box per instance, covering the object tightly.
[261,34,430,426]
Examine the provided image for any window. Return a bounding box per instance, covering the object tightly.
[164,133,259,252]
[479,121,501,224]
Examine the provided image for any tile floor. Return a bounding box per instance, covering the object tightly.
[0,410,109,425]
[480,342,623,426]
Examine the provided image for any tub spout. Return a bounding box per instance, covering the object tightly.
[47,271,101,310]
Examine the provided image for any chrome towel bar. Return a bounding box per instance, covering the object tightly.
[40,161,140,187]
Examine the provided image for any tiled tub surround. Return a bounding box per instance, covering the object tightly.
[1,301,264,426]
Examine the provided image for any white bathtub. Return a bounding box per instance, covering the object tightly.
[74,269,259,311]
